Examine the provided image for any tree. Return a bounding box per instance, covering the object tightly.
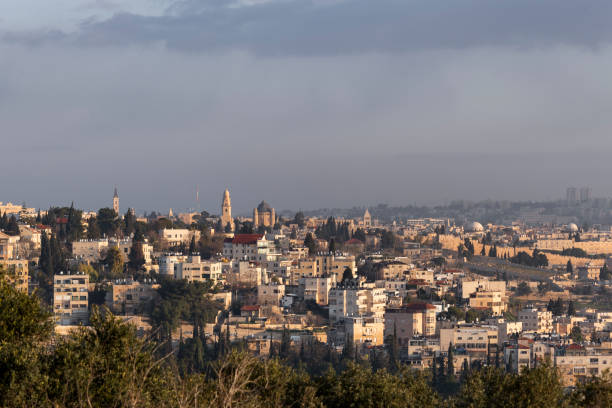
[353,228,366,242]
[188,235,196,254]
[0,278,52,405]
[97,207,118,236]
[46,306,168,407]
[4,215,19,236]
[87,216,102,239]
[455,365,565,408]
[304,233,316,254]
[552,297,565,316]
[570,371,612,408]
[570,326,584,343]
[480,246,486,256]
[293,211,305,228]
[381,231,396,250]
[567,300,576,317]
[104,247,124,278]
[127,241,146,271]
[567,260,574,274]
[123,208,136,236]
[600,263,611,281]
[341,267,353,282]
[329,238,336,253]
[516,282,531,296]
[447,343,455,382]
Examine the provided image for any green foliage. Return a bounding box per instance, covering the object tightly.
[103,246,124,278]
[0,279,52,406]
[561,247,588,258]
[454,365,565,408]
[304,233,317,254]
[569,370,612,407]
[510,250,549,268]
[97,207,119,236]
[45,306,169,407]
[128,240,146,271]
[516,282,532,296]
[600,263,611,281]
[149,278,220,343]
[569,326,584,343]
[316,363,438,408]
[293,211,305,228]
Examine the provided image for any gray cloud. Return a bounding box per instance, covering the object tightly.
[67,0,612,55]
[2,1,612,212]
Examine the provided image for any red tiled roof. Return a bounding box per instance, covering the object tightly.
[241,305,260,311]
[345,238,364,245]
[225,234,264,245]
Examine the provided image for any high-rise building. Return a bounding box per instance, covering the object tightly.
[580,187,592,203]
[566,187,577,205]
[113,187,119,214]
[221,189,234,231]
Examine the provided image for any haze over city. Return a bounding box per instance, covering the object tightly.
[3,1,612,212]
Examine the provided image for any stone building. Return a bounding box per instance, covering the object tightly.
[253,201,276,228]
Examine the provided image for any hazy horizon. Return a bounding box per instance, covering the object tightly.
[3,1,612,213]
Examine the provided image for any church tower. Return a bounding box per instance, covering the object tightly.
[221,189,234,231]
[113,187,119,214]
[363,208,371,228]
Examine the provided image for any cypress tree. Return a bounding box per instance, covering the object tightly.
[447,343,455,381]
[567,300,576,316]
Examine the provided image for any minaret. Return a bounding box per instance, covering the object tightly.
[221,189,234,231]
[113,187,119,214]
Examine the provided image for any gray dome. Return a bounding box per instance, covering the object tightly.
[257,201,273,212]
[567,223,579,232]
[465,221,484,232]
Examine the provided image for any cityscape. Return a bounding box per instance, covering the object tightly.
[3,0,612,407]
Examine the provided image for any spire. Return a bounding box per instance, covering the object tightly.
[114,186,118,198]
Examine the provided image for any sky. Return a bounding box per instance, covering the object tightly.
[2,0,612,214]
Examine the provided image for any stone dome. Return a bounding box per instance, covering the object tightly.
[567,223,579,233]
[465,221,484,233]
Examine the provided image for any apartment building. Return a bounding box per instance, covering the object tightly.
[53,272,89,325]
[469,289,507,316]
[159,228,200,247]
[257,282,285,307]
[226,260,267,287]
[0,232,15,260]
[223,234,275,262]
[458,279,506,300]
[370,260,411,281]
[72,239,109,262]
[110,239,153,265]
[439,326,498,359]
[328,282,386,323]
[342,316,385,347]
[175,255,223,283]
[384,303,437,346]
[293,253,356,284]
[106,279,159,315]
[301,276,336,305]
[519,307,553,334]
[0,259,28,292]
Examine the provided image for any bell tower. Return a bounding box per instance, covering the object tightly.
[113,187,119,214]
[221,189,234,231]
